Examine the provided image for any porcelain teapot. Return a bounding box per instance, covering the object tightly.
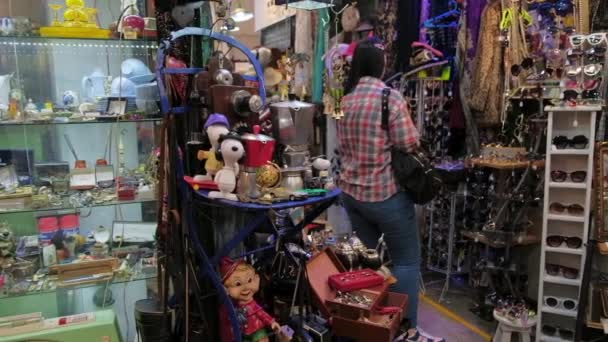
[81,69,108,102]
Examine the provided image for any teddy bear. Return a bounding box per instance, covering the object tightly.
[195,113,230,182]
[209,132,245,202]
[0,222,15,270]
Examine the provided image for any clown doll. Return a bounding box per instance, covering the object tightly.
[220,257,281,342]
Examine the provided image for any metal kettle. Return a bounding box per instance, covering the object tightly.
[269,100,316,146]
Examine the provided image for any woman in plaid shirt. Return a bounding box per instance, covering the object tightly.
[337,39,443,342]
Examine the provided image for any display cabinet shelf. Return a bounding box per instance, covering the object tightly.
[0,272,156,300]
[0,117,161,127]
[541,306,578,318]
[0,36,158,49]
[548,182,587,190]
[0,192,156,215]
[543,274,582,287]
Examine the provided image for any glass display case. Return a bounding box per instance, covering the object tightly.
[0,1,159,340]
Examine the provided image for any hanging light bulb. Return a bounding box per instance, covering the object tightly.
[274,0,340,10]
[221,25,240,32]
[231,0,254,22]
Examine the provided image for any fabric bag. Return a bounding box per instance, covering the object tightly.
[381,88,442,205]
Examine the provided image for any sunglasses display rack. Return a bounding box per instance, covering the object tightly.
[459,163,543,321]
[536,105,600,341]
[423,187,471,302]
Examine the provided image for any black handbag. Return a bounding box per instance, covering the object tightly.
[381,88,442,205]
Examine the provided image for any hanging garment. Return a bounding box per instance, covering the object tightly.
[377,0,399,72]
[396,0,422,72]
[466,0,488,61]
[312,8,330,102]
[468,0,503,127]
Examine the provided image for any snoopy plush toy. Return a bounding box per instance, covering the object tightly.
[209,132,245,201]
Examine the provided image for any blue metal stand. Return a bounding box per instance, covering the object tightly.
[157,27,340,342]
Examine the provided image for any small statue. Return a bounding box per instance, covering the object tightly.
[220,257,281,342]
[0,222,15,270]
[195,113,230,182]
[209,132,245,201]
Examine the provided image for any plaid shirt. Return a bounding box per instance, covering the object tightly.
[337,77,419,202]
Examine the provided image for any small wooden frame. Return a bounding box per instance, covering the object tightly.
[49,258,118,287]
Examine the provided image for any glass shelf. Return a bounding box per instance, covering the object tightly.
[0,272,157,300]
[0,35,158,49]
[0,192,156,215]
[0,117,161,127]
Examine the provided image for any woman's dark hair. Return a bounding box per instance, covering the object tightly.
[344,39,386,94]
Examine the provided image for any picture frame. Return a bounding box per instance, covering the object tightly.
[105,97,128,116]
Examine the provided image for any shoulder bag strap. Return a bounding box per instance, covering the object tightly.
[381,87,391,134]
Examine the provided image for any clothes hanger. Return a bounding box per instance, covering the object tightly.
[422,0,461,29]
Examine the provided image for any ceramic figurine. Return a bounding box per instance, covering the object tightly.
[220,257,281,342]
[0,222,15,270]
[195,114,230,182]
[209,132,245,201]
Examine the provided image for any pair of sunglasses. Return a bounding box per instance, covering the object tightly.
[546,263,579,279]
[546,235,583,248]
[552,135,589,149]
[549,202,584,216]
[550,170,586,182]
[544,296,578,310]
[584,63,603,77]
[565,78,602,91]
[570,33,608,47]
[511,57,534,76]
[542,325,574,340]
[563,89,579,104]
[583,89,600,99]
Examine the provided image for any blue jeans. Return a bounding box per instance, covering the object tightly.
[342,191,420,327]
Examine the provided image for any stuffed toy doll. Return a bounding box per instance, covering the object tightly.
[219,257,281,342]
[208,131,245,201]
[195,113,230,182]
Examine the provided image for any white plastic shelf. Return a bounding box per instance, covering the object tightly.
[539,334,574,342]
[548,182,587,190]
[543,274,582,287]
[541,305,578,318]
[547,214,585,223]
[549,149,591,156]
[545,246,584,255]
[545,105,602,112]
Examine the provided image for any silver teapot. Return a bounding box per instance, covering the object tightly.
[360,249,382,270]
[347,231,367,254]
[335,240,359,271]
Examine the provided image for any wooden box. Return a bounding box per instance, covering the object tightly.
[306,249,407,342]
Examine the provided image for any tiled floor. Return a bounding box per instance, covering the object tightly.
[418,272,497,342]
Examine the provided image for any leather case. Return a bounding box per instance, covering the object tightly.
[328,269,385,292]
